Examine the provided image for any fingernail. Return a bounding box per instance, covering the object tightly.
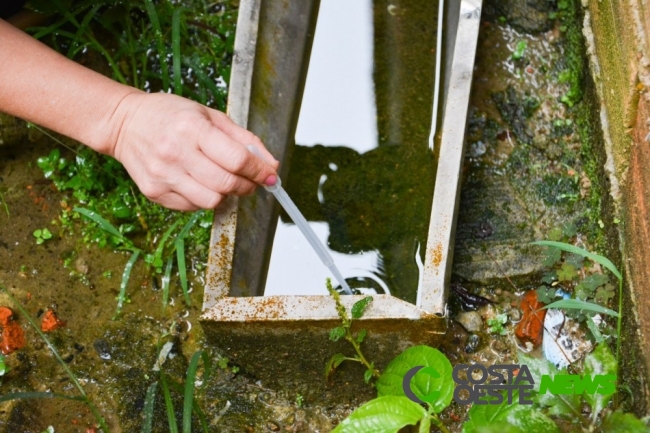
[264,175,277,186]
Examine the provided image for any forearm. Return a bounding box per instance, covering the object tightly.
[0,19,136,156]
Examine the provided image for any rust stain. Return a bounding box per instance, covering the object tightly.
[430,243,443,267]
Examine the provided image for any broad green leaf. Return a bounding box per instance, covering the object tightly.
[463,391,560,433]
[332,396,427,433]
[601,410,650,433]
[364,369,373,383]
[584,344,617,420]
[325,353,347,378]
[531,241,621,280]
[351,296,373,319]
[469,424,524,433]
[376,346,453,413]
[540,299,619,317]
[329,327,346,342]
[356,329,367,344]
[518,352,581,418]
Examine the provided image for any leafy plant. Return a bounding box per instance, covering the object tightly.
[326,279,378,382]
[28,0,230,314]
[334,346,453,433]
[512,40,527,60]
[33,228,53,245]
[487,313,508,335]
[531,240,623,373]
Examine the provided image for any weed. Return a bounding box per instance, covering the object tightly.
[32,227,53,244]
[512,40,527,60]
[325,279,378,382]
[486,313,508,335]
[27,0,233,314]
[150,330,212,433]
[531,240,623,370]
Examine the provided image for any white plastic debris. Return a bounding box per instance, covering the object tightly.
[543,309,593,369]
[152,341,174,371]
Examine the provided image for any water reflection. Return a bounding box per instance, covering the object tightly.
[264,0,438,303]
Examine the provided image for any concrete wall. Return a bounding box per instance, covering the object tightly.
[583,0,650,411]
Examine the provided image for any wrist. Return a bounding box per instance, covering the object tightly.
[90,88,144,158]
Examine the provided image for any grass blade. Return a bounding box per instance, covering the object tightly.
[176,241,190,306]
[540,299,619,317]
[182,56,225,104]
[160,373,179,433]
[116,250,141,315]
[587,316,605,344]
[67,4,102,59]
[153,219,182,270]
[175,211,203,306]
[183,351,203,433]
[141,382,158,433]
[162,257,174,309]
[74,207,123,240]
[0,191,9,217]
[0,392,86,403]
[144,0,170,92]
[531,241,621,280]
[168,379,209,433]
[172,8,187,96]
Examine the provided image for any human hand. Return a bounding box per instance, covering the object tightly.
[108,92,279,211]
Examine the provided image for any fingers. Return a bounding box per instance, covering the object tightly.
[205,108,280,170]
[198,126,278,187]
[187,152,257,196]
[172,175,226,209]
[152,192,200,211]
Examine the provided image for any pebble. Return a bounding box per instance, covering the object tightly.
[465,334,481,354]
[455,311,483,333]
[93,339,112,361]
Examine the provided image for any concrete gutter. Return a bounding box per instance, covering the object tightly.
[200,0,483,397]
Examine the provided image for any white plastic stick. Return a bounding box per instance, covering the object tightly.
[248,146,353,295]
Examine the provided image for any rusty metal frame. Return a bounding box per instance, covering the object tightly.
[200,0,483,394]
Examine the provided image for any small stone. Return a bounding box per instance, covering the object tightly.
[267,421,280,431]
[93,339,112,361]
[492,339,509,353]
[465,334,481,354]
[75,257,89,275]
[455,311,483,333]
[509,308,522,322]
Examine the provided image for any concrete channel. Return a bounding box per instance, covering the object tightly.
[200,0,483,398]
